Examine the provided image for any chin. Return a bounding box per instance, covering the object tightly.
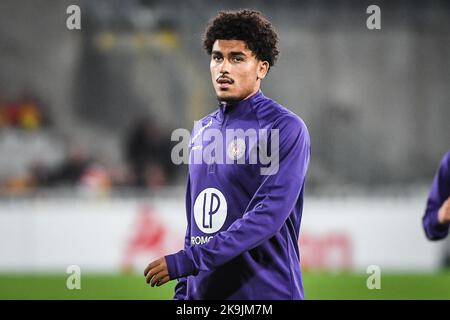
[216,91,242,104]
[217,96,240,105]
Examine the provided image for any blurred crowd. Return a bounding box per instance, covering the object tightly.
[0,92,50,130]
[123,116,177,189]
[0,94,179,196]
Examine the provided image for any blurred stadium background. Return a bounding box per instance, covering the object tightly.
[1,0,450,299]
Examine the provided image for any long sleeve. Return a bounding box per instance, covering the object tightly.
[172,176,192,299]
[165,115,310,279]
[422,152,450,241]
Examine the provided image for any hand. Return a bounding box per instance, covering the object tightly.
[438,197,450,225]
[144,257,170,287]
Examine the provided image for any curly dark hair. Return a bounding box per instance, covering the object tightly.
[202,9,280,68]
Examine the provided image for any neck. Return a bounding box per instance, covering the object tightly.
[243,87,260,101]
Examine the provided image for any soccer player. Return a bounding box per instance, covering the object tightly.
[144,9,311,299]
[423,150,450,240]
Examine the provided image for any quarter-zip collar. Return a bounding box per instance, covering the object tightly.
[218,90,264,122]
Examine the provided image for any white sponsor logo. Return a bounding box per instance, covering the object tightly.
[191,145,202,151]
[193,188,227,234]
[191,119,213,144]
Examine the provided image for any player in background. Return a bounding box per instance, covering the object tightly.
[423,150,450,240]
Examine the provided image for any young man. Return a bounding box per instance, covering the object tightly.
[144,9,311,299]
[423,150,450,240]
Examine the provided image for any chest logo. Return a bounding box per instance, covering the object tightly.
[227,138,246,161]
[194,188,227,234]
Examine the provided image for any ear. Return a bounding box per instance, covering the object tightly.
[257,61,270,80]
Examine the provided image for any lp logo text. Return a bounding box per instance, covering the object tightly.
[194,188,227,234]
[202,192,221,229]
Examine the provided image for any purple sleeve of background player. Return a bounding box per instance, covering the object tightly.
[422,151,450,241]
[165,115,310,279]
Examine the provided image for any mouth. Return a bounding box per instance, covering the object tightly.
[216,76,234,89]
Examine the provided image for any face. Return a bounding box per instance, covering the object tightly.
[210,39,269,104]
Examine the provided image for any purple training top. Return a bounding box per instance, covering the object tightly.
[423,150,450,240]
[165,90,311,299]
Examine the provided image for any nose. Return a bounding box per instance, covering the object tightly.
[219,58,231,74]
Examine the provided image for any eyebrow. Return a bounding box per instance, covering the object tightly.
[211,50,247,56]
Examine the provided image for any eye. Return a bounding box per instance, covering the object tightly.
[233,56,244,62]
[212,55,223,62]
